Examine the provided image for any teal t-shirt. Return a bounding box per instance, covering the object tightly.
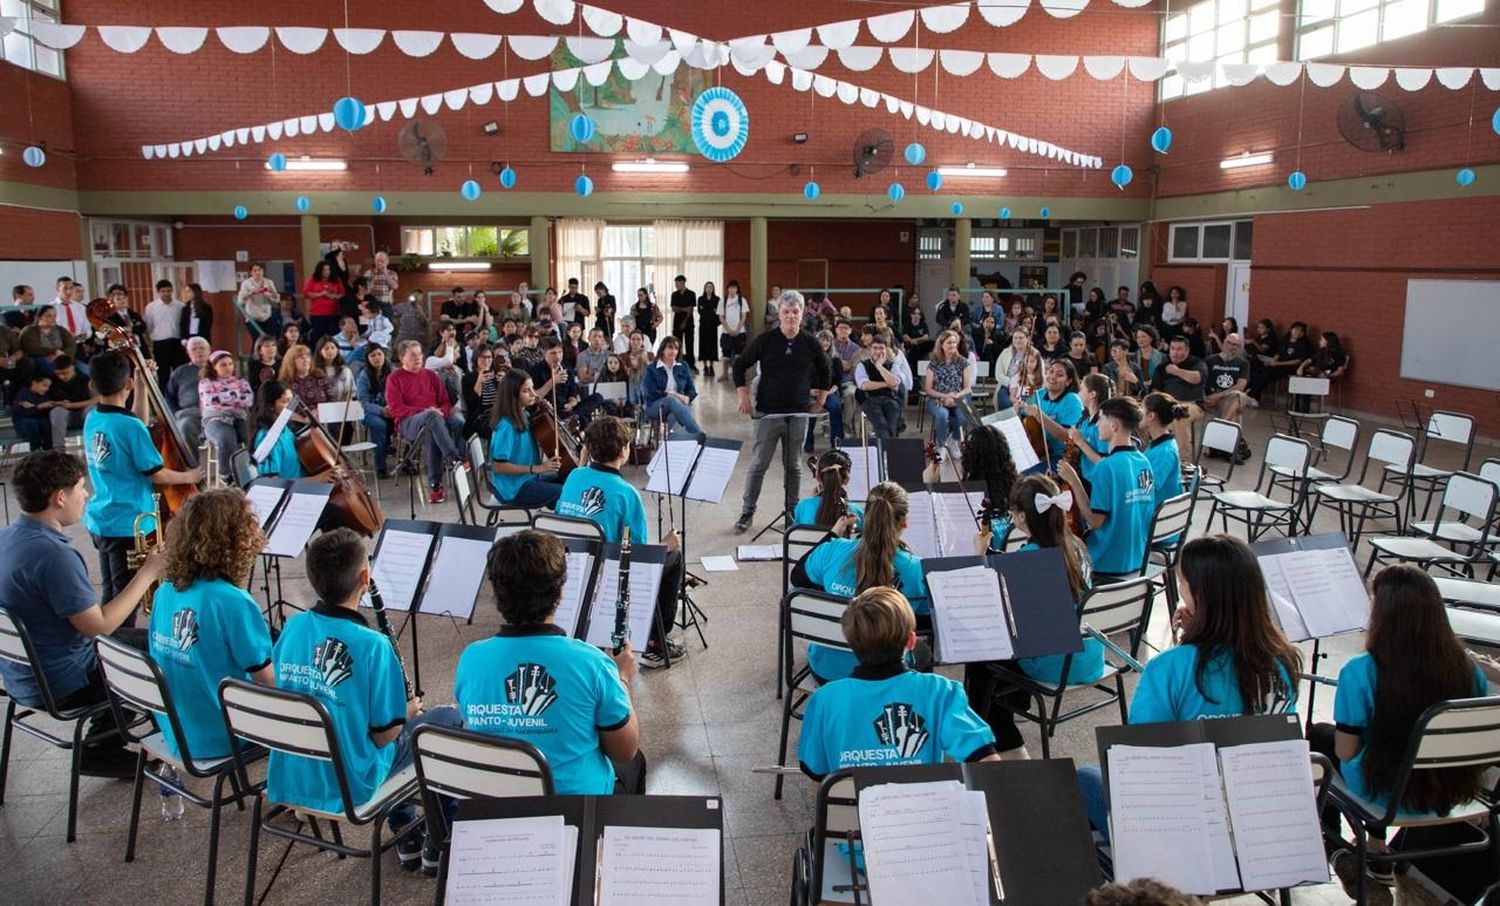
[802,537,929,682]
[556,464,648,543]
[1143,434,1184,544]
[1026,389,1084,465]
[490,417,542,503]
[148,577,273,761]
[267,605,408,815]
[83,405,164,537]
[1084,447,1156,575]
[455,626,633,795]
[793,496,865,531]
[1130,644,1297,724]
[1012,541,1104,687]
[254,426,304,479]
[1076,413,1108,482]
[797,665,996,779]
[1333,652,1487,809]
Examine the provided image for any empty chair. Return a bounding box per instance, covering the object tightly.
[1390,411,1476,521]
[788,771,861,906]
[1308,429,1417,548]
[1211,434,1313,541]
[1189,417,1242,498]
[1409,458,1500,552]
[531,510,608,542]
[1365,472,1498,577]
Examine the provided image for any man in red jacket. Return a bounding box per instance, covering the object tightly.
[386,340,466,503]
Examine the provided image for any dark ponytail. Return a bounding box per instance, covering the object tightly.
[809,449,853,526]
[1142,391,1189,426]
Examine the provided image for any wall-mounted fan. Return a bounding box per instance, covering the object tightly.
[852,128,894,178]
[1336,91,1405,153]
[397,120,449,175]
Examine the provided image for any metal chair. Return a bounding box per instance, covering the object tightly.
[1392,411,1478,521]
[1189,417,1242,499]
[1308,429,1417,549]
[228,447,257,488]
[775,589,856,800]
[531,511,607,543]
[980,576,1155,759]
[1274,375,1332,442]
[1364,472,1498,578]
[218,679,422,906]
[1141,491,1195,610]
[1409,458,1500,554]
[317,400,378,483]
[1211,435,1313,542]
[464,434,532,527]
[96,637,262,906]
[789,770,862,906]
[778,525,834,701]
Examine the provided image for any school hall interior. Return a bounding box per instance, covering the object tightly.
[2,0,1500,904]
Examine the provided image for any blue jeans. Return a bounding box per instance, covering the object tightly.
[805,393,844,449]
[400,409,464,490]
[362,410,391,471]
[926,400,967,446]
[644,396,703,437]
[994,386,1012,410]
[1077,764,1109,841]
[387,705,464,830]
[506,471,564,508]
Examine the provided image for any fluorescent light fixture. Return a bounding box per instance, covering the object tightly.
[1219,152,1273,170]
[265,156,349,172]
[937,164,1008,178]
[611,158,689,174]
[429,261,492,271]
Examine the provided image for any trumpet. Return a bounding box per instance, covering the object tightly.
[128,493,165,614]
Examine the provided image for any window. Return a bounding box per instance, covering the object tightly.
[917,231,946,260]
[89,218,173,260]
[601,225,655,297]
[1060,226,1139,261]
[1297,0,1485,59]
[1161,0,1281,100]
[967,229,1040,261]
[400,226,529,259]
[2,0,65,78]
[1167,220,1254,262]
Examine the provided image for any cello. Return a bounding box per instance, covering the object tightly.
[290,392,385,536]
[1018,378,1086,537]
[527,399,581,480]
[85,298,199,518]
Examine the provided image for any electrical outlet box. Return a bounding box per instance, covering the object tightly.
[1424,388,1435,398]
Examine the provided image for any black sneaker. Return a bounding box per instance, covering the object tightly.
[639,650,669,670]
[78,744,138,779]
[421,836,441,877]
[1330,849,1393,906]
[395,822,425,872]
[733,512,753,533]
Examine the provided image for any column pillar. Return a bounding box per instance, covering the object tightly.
[529,215,551,289]
[299,214,321,282]
[953,217,972,295]
[749,216,768,337]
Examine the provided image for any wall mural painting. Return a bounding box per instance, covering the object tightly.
[549,41,712,154]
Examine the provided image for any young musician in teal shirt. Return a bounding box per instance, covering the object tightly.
[1057,396,1156,579]
[489,369,564,508]
[267,528,461,873]
[960,424,1018,550]
[798,586,998,779]
[251,380,304,479]
[793,449,864,531]
[1140,392,1186,508]
[148,488,274,761]
[554,416,684,668]
[1068,373,1113,484]
[1017,359,1084,468]
[83,350,202,601]
[455,530,641,794]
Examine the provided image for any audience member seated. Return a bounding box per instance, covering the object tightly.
[1294,330,1349,412]
[19,305,75,377]
[641,335,704,440]
[245,335,281,394]
[278,343,331,408]
[10,372,56,450]
[854,335,903,440]
[1247,320,1313,404]
[198,350,253,472]
[1203,333,1252,462]
[1148,336,1207,464]
[923,329,973,455]
[44,355,96,450]
[388,339,465,504]
[354,344,395,478]
[166,336,211,447]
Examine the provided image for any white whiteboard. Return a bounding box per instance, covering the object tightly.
[1400,279,1500,391]
[0,260,89,297]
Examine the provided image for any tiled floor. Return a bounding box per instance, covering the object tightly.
[0,378,1490,905]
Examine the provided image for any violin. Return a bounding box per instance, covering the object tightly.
[1019,381,1085,537]
[527,400,580,480]
[85,298,199,519]
[291,394,384,536]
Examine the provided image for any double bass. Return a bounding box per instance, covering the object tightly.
[291,393,384,536]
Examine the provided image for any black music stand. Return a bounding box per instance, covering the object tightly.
[650,430,710,652]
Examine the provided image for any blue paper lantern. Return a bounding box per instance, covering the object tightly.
[268,153,288,172]
[998,207,1012,220]
[803,181,821,200]
[904,143,926,166]
[498,166,517,189]
[461,179,482,202]
[22,145,45,168]
[926,170,943,192]
[1150,126,1173,154]
[1039,206,1051,218]
[1287,170,1308,191]
[1111,164,1134,188]
[372,195,388,214]
[690,87,749,162]
[569,113,595,144]
[1493,106,1500,136]
[575,174,594,197]
[1456,168,1477,187]
[294,196,311,213]
[887,183,905,203]
[332,96,367,132]
[950,202,964,217]
[232,205,248,221]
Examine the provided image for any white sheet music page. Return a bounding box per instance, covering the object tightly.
[958,790,994,906]
[1220,740,1329,891]
[932,491,981,557]
[1260,556,1312,642]
[1193,741,1244,893]
[554,552,595,636]
[644,439,700,496]
[598,825,719,906]
[859,781,985,905]
[927,566,1013,664]
[1278,548,1369,638]
[366,529,435,614]
[1107,744,1218,895]
[419,534,494,617]
[847,445,879,502]
[244,484,285,530]
[262,490,327,558]
[735,544,780,561]
[684,443,739,504]
[903,491,942,560]
[993,416,1042,474]
[251,404,294,464]
[444,814,569,905]
[584,559,663,649]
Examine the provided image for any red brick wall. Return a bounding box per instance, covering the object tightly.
[1148,260,1227,318]
[0,206,82,259]
[0,61,81,260]
[725,219,917,302]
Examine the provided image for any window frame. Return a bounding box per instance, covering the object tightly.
[1166,220,1254,263]
[1296,0,1487,60]
[399,225,530,260]
[2,0,66,80]
[1160,0,1282,101]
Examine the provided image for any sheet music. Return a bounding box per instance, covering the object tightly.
[244,484,286,530]
[993,416,1041,473]
[858,781,986,905]
[847,445,880,502]
[1194,741,1243,893]
[555,552,595,636]
[598,825,719,906]
[698,556,737,572]
[1279,547,1369,638]
[262,490,328,557]
[958,790,994,906]
[644,440,701,496]
[251,404,294,464]
[365,529,435,614]
[927,566,1014,664]
[735,544,780,561]
[445,814,571,905]
[1220,740,1329,891]
[418,534,494,617]
[683,443,740,504]
[932,491,981,557]
[1260,557,1312,642]
[904,491,942,560]
[1107,744,1219,895]
[584,558,664,649]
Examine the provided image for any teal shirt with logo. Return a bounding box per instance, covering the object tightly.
[556,464,648,543]
[83,404,163,537]
[489,417,542,503]
[1084,446,1156,575]
[802,537,929,682]
[1130,643,1298,724]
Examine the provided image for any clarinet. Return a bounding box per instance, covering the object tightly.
[612,529,631,654]
[368,577,417,701]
